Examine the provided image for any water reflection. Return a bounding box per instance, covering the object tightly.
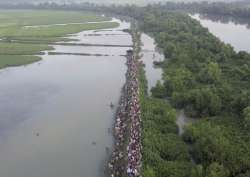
[68,18,132,46]
[198,13,250,29]
[191,13,250,52]
[141,33,163,94]
[53,45,130,56]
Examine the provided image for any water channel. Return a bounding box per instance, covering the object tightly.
[141,33,163,94]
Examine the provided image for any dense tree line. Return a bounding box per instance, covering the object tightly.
[107,4,250,177]
[2,1,250,20]
[138,50,196,177]
[198,2,250,19]
[137,10,250,118]
[2,0,250,20]
[80,3,250,177]
[154,1,250,19]
[134,7,250,177]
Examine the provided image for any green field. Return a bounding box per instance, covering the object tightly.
[0,55,41,69]
[0,43,53,55]
[0,10,110,26]
[0,22,118,38]
[0,10,119,69]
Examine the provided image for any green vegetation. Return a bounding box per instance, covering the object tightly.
[0,10,119,69]
[0,43,53,55]
[0,10,116,40]
[0,55,41,69]
[140,94,195,177]
[131,29,194,177]
[140,11,250,119]
[2,4,249,177]
[109,5,250,177]
[139,9,250,177]
[195,2,250,19]
[0,22,118,38]
[0,10,110,26]
[0,43,52,68]
[183,117,250,177]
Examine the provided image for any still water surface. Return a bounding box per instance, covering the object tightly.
[141,33,163,94]
[0,19,131,177]
[192,14,250,53]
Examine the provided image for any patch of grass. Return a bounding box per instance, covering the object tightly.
[0,22,119,38]
[0,55,41,69]
[0,10,110,26]
[0,10,120,69]
[0,43,53,55]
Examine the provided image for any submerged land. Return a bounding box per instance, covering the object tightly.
[0,10,118,69]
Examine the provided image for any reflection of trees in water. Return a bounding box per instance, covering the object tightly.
[199,13,250,29]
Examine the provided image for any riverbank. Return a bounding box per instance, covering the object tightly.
[137,36,195,177]
[108,27,142,177]
[0,55,42,69]
[107,22,195,177]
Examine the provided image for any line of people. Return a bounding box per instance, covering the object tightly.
[108,50,142,177]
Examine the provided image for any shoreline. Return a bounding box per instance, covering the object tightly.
[108,28,142,177]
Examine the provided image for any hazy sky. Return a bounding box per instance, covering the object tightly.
[0,0,242,5]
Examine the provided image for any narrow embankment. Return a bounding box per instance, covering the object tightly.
[108,24,192,177]
[47,52,111,56]
[108,29,142,177]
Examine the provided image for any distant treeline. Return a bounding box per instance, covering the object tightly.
[1,1,250,19]
[107,1,250,19]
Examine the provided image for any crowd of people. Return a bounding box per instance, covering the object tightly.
[108,50,142,177]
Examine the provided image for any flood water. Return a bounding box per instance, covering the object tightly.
[0,19,131,177]
[141,33,163,94]
[191,14,250,53]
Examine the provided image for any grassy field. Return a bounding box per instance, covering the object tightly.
[0,22,119,38]
[0,43,53,55]
[0,10,110,26]
[0,55,41,69]
[0,10,119,69]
